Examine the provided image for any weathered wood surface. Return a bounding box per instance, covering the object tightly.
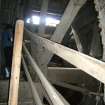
[51,80,103,96]
[0,81,48,105]
[8,20,24,105]
[23,44,70,105]
[89,22,102,58]
[30,1,49,77]
[48,67,80,71]
[94,0,105,60]
[94,0,105,102]
[48,67,97,88]
[38,0,49,34]
[34,0,87,67]
[71,26,83,52]
[25,30,105,84]
[22,57,43,105]
[0,81,33,104]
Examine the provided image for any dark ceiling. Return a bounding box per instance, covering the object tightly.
[0,0,69,25]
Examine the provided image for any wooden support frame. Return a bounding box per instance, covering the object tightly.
[23,44,70,105]
[71,26,83,52]
[38,0,49,34]
[31,0,49,76]
[94,0,105,102]
[38,0,87,67]
[25,29,105,84]
[51,80,103,96]
[22,57,43,105]
[8,20,24,105]
[48,67,80,71]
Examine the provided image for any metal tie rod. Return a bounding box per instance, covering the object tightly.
[23,44,70,105]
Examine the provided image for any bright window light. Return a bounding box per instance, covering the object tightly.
[45,17,60,27]
[32,15,40,25]
[26,18,31,23]
[26,15,60,27]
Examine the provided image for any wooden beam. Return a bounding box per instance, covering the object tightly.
[31,0,49,76]
[94,0,105,102]
[71,26,83,52]
[89,22,102,58]
[8,20,24,105]
[23,44,70,105]
[34,82,53,105]
[47,67,98,85]
[38,0,87,66]
[94,0,105,60]
[51,80,89,94]
[48,67,80,71]
[22,57,43,105]
[25,29,105,84]
[38,0,49,34]
[51,80,103,96]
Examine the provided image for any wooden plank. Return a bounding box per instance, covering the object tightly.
[8,20,24,105]
[31,0,49,76]
[94,0,105,60]
[38,0,87,66]
[48,66,98,86]
[48,67,86,84]
[26,30,105,84]
[38,0,49,34]
[71,26,83,52]
[50,80,103,96]
[22,57,43,105]
[89,22,102,58]
[23,44,70,105]
[48,67,80,71]
[94,0,105,102]
[34,82,53,105]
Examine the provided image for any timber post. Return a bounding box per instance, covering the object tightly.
[8,20,24,105]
